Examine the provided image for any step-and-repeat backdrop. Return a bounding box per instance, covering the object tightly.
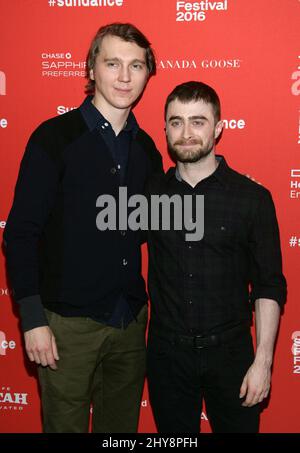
[0,0,299,433]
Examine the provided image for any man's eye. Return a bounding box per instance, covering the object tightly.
[107,62,118,68]
[132,63,143,70]
[171,121,181,127]
[192,121,204,127]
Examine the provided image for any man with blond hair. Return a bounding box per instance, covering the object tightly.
[4,23,162,433]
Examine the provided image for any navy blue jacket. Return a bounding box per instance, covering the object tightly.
[4,105,162,331]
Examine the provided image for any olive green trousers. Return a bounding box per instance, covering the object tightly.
[38,306,147,433]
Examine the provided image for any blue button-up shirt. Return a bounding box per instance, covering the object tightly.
[80,95,139,184]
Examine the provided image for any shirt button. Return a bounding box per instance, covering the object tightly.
[189,273,193,278]
[110,167,117,174]
[189,300,193,304]
[121,231,126,236]
[188,245,192,249]
[122,259,128,266]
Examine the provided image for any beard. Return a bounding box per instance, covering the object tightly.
[167,137,214,163]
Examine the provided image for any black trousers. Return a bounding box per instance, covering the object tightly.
[147,328,260,433]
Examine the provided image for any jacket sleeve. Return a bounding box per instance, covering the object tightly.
[137,128,164,178]
[3,136,60,331]
[137,131,163,244]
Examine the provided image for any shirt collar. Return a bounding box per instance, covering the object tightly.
[166,155,231,187]
[79,95,139,136]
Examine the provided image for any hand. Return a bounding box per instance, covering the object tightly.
[239,361,271,407]
[24,326,59,370]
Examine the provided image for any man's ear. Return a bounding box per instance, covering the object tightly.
[214,120,223,139]
[90,68,95,81]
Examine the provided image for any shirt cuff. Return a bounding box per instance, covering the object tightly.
[17,295,49,332]
[250,289,287,308]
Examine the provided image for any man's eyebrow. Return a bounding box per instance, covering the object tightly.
[103,57,146,64]
[168,115,208,122]
[188,115,208,121]
[131,59,146,64]
[168,115,183,122]
[103,57,120,62]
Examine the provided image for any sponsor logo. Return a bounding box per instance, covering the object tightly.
[158,60,198,70]
[292,331,300,374]
[42,52,72,59]
[41,52,85,78]
[290,169,300,199]
[201,59,241,69]
[0,387,28,411]
[157,58,241,70]
[291,169,300,178]
[291,56,300,96]
[0,71,6,95]
[291,57,300,144]
[298,109,300,144]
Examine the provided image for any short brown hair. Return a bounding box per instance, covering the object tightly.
[164,81,221,123]
[85,23,156,94]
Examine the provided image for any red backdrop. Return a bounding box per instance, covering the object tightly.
[0,0,299,433]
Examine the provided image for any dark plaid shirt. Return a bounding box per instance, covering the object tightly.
[147,156,287,335]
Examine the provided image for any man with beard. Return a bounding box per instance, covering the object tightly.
[146,81,286,433]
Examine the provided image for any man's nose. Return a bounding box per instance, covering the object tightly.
[118,64,131,82]
[182,122,193,140]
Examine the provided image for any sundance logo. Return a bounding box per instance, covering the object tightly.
[0,387,28,411]
[48,0,123,7]
[0,331,16,356]
[57,105,77,115]
[176,0,228,22]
